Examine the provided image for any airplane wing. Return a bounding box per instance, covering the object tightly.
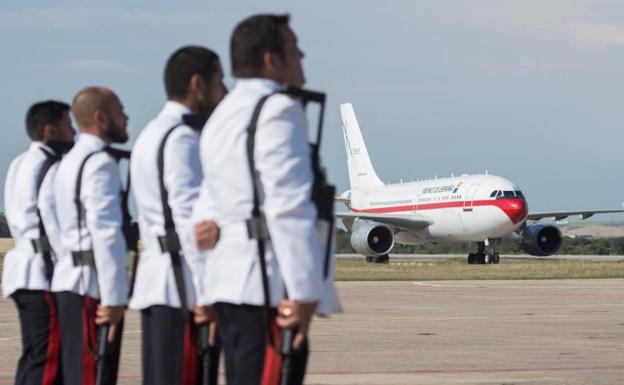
[527,209,624,221]
[337,212,433,231]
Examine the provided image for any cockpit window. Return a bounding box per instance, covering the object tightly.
[496,190,503,198]
[514,190,525,198]
[503,191,515,198]
[489,190,497,198]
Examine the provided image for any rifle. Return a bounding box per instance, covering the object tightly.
[95,324,110,385]
[157,115,219,385]
[246,86,333,385]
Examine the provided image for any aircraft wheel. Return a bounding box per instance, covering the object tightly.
[493,253,500,264]
[484,252,491,264]
[467,253,475,264]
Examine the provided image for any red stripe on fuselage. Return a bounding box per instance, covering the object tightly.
[352,198,528,225]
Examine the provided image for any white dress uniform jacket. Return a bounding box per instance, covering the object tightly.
[129,101,204,311]
[51,133,128,306]
[2,142,64,297]
[194,78,341,314]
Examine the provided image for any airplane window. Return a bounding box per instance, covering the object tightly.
[503,191,515,198]
[496,191,502,198]
[489,191,497,198]
[515,190,524,198]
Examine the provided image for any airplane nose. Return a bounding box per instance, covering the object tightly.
[502,198,529,225]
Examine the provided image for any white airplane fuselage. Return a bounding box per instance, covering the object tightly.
[346,174,528,244]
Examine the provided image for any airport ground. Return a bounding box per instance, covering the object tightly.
[1,243,624,384]
[1,279,623,384]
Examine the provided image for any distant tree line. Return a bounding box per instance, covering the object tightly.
[335,229,624,255]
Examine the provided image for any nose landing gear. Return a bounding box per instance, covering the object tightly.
[467,239,500,264]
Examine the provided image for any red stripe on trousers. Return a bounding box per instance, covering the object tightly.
[261,321,282,385]
[82,297,98,385]
[182,312,199,385]
[41,292,60,385]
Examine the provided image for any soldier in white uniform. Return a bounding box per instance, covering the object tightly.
[129,46,226,385]
[52,87,129,385]
[194,14,340,385]
[2,100,75,385]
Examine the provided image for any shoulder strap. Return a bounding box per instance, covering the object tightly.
[74,149,107,254]
[152,114,207,318]
[35,147,62,282]
[246,92,278,342]
[155,122,190,321]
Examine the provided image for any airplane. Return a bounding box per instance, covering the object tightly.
[337,103,624,264]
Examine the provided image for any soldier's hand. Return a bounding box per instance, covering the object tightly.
[194,305,219,346]
[96,305,125,343]
[276,300,318,349]
[195,220,220,250]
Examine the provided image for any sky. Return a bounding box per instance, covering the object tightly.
[1,0,624,216]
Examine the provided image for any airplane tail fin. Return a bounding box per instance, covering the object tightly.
[340,103,384,189]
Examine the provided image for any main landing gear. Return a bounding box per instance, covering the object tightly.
[467,239,500,265]
[366,254,390,264]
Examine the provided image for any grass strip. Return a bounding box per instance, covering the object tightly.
[336,257,624,281]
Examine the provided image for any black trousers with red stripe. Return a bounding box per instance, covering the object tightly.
[141,305,215,385]
[214,303,266,385]
[54,291,123,385]
[214,302,309,385]
[12,289,62,385]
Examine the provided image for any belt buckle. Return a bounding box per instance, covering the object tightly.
[157,231,182,253]
[31,237,52,254]
[246,216,270,240]
[71,250,96,267]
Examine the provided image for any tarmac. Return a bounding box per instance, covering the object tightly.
[1,279,623,384]
[337,253,624,262]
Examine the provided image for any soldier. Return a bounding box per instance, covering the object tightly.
[52,87,129,385]
[129,46,226,384]
[194,14,340,385]
[2,100,75,385]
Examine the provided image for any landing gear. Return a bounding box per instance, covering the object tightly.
[366,254,390,264]
[467,239,500,265]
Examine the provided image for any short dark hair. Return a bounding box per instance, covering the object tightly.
[25,100,70,141]
[231,14,290,78]
[164,46,220,99]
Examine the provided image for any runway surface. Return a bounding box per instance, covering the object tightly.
[1,279,623,384]
[337,253,624,262]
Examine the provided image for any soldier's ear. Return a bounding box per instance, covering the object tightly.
[93,109,108,130]
[42,123,57,141]
[188,74,206,95]
[263,51,282,77]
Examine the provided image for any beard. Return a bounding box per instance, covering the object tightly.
[107,120,128,144]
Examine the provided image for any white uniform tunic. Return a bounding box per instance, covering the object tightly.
[194,78,341,314]
[2,142,64,297]
[51,133,128,306]
[129,101,204,311]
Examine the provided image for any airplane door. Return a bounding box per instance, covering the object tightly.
[463,184,479,212]
[413,192,420,212]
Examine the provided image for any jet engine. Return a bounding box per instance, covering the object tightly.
[350,219,395,257]
[519,223,563,256]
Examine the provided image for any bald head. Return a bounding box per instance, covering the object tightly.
[71,86,129,143]
[72,86,115,129]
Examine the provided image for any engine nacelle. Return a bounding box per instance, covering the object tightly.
[350,220,395,257]
[519,223,563,256]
